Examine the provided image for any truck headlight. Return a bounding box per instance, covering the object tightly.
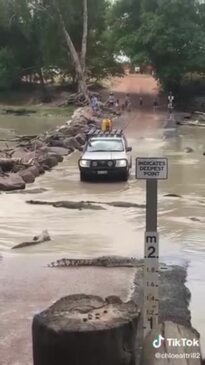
[79,159,90,167]
[115,159,127,167]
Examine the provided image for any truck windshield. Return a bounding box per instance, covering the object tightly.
[86,139,124,152]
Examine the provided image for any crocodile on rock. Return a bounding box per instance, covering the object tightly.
[48,256,143,268]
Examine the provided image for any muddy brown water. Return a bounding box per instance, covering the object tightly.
[0,110,205,362]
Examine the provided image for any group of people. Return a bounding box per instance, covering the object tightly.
[90,91,175,114]
[107,93,132,112]
[90,93,132,114]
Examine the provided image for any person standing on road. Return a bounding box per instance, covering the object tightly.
[139,96,143,107]
[115,99,121,113]
[90,95,98,113]
[153,98,159,111]
[107,93,116,108]
[168,91,174,108]
[125,93,132,111]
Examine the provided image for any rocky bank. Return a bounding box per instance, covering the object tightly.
[0,107,97,191]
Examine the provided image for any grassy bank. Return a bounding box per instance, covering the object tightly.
[0,104,74,118]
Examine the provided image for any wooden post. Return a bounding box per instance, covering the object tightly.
[32,294,140,365]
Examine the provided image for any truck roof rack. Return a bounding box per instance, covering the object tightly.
[86,127,123,139]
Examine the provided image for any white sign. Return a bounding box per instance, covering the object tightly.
[136,158,168,180]
[144,232,159,336]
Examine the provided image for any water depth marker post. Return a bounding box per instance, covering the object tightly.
[135,157,168,337]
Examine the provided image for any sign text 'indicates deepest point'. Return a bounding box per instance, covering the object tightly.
[136,158,168,180]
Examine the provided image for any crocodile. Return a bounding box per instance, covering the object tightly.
[27,200,146,210]
[48,256,143,268]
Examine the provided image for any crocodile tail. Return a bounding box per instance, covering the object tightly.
[48,261,57,268]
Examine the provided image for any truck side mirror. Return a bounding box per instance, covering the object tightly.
[127,147,132,152]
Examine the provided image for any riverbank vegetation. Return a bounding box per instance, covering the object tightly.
[0,0,204,102]
[109,0,205,93]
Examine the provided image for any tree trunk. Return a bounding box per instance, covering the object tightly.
[32,295,140,365]
[81,0,88,74]
[38,68,46,91]
[53,0,89,102]
[38,68,51,103]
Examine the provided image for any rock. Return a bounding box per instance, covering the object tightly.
[190,217,201,222]
[75,133,86,145]
[45,132,64,142]
[46,147,69,156]
[65,125,85,137]
[164,194,182,198]
[48,139,67,148]
[56,126,74,136]
[27,166,40,177]
[12,230,51,249]
[19,169,35,183]
[0,106,112,191]
[63,137,82,150]
[12,148,36,163]
[48,152,63,163]
[38,165,45,174]
[42,164,51,171]
[19,165,40,183]
[184,147,194,153]
[0,173,25,191]
[38,155,58,168]
[46,156,59,168]
[30,140,45,149]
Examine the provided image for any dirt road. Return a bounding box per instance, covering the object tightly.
[109,73,162,109]
[111,74,158,95]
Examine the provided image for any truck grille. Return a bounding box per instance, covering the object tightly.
[91,160,116,168]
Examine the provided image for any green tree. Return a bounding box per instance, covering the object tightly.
[0,0,119,93]
[109,0,205,91]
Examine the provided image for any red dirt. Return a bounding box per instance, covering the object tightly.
[111,74,159,95]
[107,74,166,110]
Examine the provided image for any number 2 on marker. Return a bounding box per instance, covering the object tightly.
[147,246,156,258]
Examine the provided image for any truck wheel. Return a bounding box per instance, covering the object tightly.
[80,171,88,182]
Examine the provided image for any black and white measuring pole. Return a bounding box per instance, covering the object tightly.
[136,157,168,337]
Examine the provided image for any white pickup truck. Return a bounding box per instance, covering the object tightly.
[78,129,132,182]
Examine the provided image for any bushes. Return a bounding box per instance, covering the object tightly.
[0,48,20,90]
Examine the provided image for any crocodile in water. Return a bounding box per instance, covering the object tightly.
[48,256,143,268]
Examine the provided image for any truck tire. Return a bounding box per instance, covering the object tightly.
[121,171,129,182]
[80,171,88,182]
